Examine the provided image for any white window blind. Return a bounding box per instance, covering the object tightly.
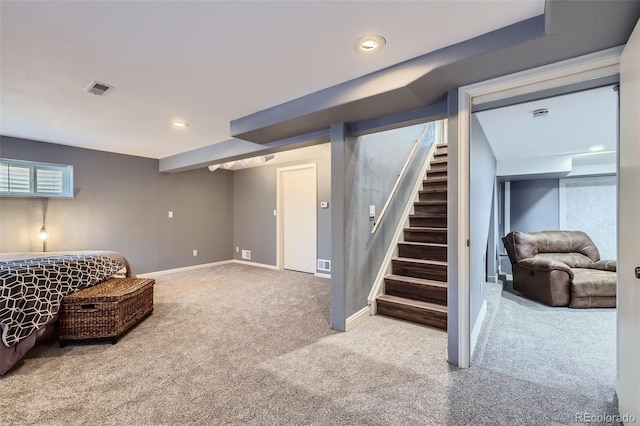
[0,159,73,198]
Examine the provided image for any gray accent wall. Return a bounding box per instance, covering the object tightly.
[231,144,331,268]
[342,122,435,319]
[510,179,560,232]
[0,136,233,274]
[469,115,497,332]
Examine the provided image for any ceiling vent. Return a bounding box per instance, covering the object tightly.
[532,108,549,118]
[86,81,114,96]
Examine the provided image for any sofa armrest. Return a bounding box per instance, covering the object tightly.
[517,257,573,277]
[589,259,617,272]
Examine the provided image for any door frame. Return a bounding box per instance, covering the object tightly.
[276,163,318,271]
[455,46,623,368]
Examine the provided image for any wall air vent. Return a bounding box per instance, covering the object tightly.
[317,259,331,272]
[85,81,114,96]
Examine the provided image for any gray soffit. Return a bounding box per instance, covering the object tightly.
[159,129,330,173]
[230,1,640,144]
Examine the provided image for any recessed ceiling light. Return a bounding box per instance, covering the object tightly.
[172,120,189,129]
[590,145,605,152]
[354,35,386,54]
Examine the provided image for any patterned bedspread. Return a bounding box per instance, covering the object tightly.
[0,254,125,347]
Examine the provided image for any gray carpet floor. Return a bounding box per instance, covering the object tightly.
[0,264,621,425]
[473,281,617,403]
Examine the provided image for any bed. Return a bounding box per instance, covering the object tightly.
[0,251,132,375]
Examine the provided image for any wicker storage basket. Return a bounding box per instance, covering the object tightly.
[59,278,154,345]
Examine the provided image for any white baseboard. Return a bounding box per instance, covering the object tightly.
[470,299,488,359]
[345,306,371,331]
[487,275,498,283]
[232,259,279,270]
[137,260,233,277]
[315,272,331,279]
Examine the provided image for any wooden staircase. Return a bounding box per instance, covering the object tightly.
[376,143,448,330]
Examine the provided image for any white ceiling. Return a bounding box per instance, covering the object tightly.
[474,85,618,161]
[0,1,544,159]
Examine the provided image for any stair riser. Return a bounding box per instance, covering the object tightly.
[384,280,447,305]
[429,164,448,172]
[426,170,447,179]
[404,230,447,244]
[422,181,447,190]
[434,152,447,158]
[419,191,447,202]
[409,216,447,228]
[398,243,447,261]
[392,260,447,281]
[414,204,447,215]
[376,299,447,330]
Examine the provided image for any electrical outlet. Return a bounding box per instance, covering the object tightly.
[168,211,173,218]
[242,250,251,260]
[273,210,277,216]
[192,249,198,256]
[236,246,239,252]
[369,205,375,218]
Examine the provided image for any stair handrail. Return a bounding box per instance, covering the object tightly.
[371,123,430,234]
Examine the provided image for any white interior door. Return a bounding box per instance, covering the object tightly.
[617,19,640,419]
[282,166,317,273]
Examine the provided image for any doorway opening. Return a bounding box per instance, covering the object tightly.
[469,84,618,401]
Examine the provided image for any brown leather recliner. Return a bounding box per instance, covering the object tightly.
[502,231,616,308]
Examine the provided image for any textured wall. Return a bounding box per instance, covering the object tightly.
[559,176,616,259]
[470,115,496,330]
[232,145,331,270]
[0,136,233,274]
[343,122,434,317]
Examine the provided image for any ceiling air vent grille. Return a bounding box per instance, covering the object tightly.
[86,81,114,96]
[532,108,549,118]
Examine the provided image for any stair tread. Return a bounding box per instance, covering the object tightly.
[419,188,447,193]
[385,274,448,288]
[405,227,447,232]
[414,200,447,205]
[398,241,447,248]
[393,257,447,266]
[423,177,448,183]
[410,213,447,218]
[377,294,448,313]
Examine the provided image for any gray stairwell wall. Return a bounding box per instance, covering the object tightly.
[342,122,435,319]
[0,136,233,274]
[469,115,497,335]
[231,145,331,270]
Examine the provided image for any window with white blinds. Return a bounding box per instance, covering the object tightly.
[0,159,73,198]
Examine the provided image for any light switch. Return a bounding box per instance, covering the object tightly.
[168,211,173,218]
[369,205,375,218]
[273,210,277,216]
[636,267,640,279]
